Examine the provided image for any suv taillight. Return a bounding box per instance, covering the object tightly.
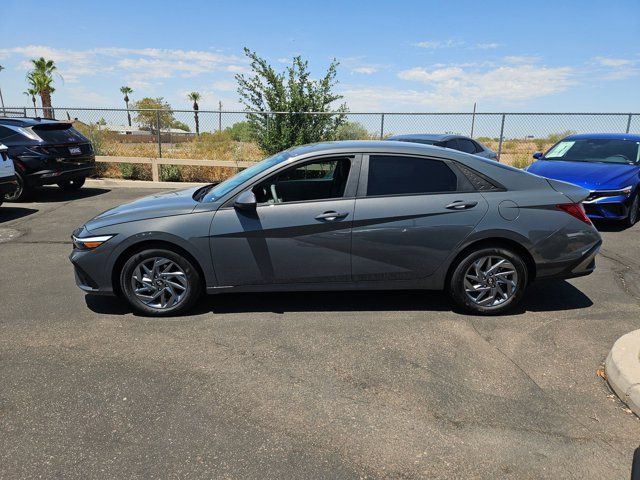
[557,203,592,225]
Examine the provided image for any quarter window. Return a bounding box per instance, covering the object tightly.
[366,155,458,196]
[455,139,478,154]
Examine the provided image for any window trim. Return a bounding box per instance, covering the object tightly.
[357,153,475,199]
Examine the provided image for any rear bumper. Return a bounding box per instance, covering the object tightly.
[0,175,17,194]
[26,164,95,186]
[536,240,602,281]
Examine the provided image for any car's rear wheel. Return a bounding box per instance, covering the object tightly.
[119,248,202,316]
[58,177,86,191]
[624,193,639,228]
[448,247,528,315]
[3,171,28,202]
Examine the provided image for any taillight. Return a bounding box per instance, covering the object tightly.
[557,203,592,225]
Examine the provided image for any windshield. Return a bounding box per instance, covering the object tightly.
[544,139,640,164]
[200,150,292,202]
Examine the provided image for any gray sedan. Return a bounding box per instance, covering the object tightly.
[70,141,601,316]
[387,134,498,159]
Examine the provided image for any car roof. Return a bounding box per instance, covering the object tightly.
[385,133,458,141]
[286,140,454,158]
[564,133,640,142]
[0,116,68,127]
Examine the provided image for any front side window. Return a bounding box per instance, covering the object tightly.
[366,155,459,196]
[545,139,640,164]
[253,157,351,204]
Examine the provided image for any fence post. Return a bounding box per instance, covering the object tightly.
[379,113,385,140]
[23,107,27,117]
[151,159,159,182]
[497,114,506,162]
[156,110,162,158]
[626,114,632,134]
[470,102,476,137]
[218,101,222,132]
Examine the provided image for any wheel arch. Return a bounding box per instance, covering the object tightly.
[445,236,537,288]
[111,239,207,296]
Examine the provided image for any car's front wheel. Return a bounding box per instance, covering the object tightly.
[448,246,528,315]
[624,193,639,228]
[119,248,202,316]
[58,177,86,191]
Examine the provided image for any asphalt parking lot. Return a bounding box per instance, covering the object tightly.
[1,185,640,479]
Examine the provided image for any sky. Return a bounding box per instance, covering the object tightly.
[0,0,639,113]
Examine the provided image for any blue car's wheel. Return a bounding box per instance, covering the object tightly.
[625,193,639,228]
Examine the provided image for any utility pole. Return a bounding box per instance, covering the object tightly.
[0,65,6,115]
[218,101,222,132]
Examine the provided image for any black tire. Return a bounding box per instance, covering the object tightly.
[448,246,528,315]
[119,248,202,316]
[3,171,29,202]
[58,177,86,191]
[624,193,639,228]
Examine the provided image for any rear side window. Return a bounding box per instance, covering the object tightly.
[366,155,458,196]
[455,138,478,154]
[32,124,88,144]
[0,126,15,141]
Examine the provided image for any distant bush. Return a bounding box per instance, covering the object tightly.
[160,164,181,182]
[511,154,533,169]
[334,121,370,140]
[225,121,256,142]
[119,163,143,179]
[547,130,576,144]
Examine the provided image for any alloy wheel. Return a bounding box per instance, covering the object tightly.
[130,257,189,309]
[463,255,519,307]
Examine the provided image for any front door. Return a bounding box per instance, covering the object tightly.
[210,155,359,286]
[352,154,488,281]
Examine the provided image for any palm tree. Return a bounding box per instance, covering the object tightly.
[28,57,59,118]
[120,86,133,127]
[23,88,38,116]
[188,92,201,136]
[27,72,55,118]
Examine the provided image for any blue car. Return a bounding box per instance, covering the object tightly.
[526,133,640,227]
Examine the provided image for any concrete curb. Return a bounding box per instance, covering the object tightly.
[605,329,640,417]
[86,178,207,189]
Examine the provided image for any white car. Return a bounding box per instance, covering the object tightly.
[0,143,17,207]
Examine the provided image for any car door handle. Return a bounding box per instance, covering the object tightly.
[315,211,349,221]
[445,200,478,210]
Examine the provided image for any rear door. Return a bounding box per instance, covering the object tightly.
[352,154,488,281]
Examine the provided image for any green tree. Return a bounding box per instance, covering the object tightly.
[334,121,370,140]
[187,92,201,135]
[225,121,256,142]
[235,48,347,154]
[23,87,38,116]
[28,57,59,118]
[120,86,133,127]
[132,97,175,133]
[170,120,190,132]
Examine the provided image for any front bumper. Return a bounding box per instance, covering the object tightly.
[0,175,17,195]
[583,193,633,220]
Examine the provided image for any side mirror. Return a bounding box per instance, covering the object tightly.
[532,152,543,160]
[234,190,257,211]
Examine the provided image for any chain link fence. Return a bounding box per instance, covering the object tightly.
[3,106,639,180]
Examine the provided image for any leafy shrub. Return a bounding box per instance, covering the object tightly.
[160,164,181,182]
[119,163,142,179]
[334,121,370,140]
[511,154,533,169]
[225,121,256,142]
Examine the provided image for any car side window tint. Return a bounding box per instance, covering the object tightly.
[444,139,459,150]
[472,141,484,153]
[456,139,477,154]
[0,126,15,141]
[253,157,351,204]
[366,155,458,196]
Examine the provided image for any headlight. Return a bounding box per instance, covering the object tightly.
[620,185,634,196]
[72,235,114,250]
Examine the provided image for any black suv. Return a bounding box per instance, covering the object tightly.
[0,117,95,201]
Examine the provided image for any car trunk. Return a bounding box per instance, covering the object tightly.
[31,123,94,166]
[545,178,590,203]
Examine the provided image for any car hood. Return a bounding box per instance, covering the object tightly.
[526,160,640,190]
[85,186,201,231]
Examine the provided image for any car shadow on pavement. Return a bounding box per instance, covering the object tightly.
[592,220,631,233]
[84,279,592,317]
[19,186,110,203]
[0,206,39,223]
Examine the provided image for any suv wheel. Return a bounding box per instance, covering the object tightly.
[3,171,28,202]
[119,248,202,316]
[449,247,528,315]
[58,177,86,191]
